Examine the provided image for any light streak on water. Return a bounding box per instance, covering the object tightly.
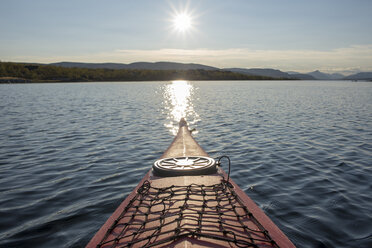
[162,80,199,135]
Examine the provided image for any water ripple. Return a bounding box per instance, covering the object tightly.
[0,81,371,248]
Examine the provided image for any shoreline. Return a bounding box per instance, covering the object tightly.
[1,78,369,84]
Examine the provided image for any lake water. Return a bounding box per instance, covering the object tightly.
[0,81,371,248]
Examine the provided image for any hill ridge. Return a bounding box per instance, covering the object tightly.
[44,61,371,80]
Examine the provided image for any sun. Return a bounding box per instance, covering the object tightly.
[173,13,192,32]
[168,2,198,36]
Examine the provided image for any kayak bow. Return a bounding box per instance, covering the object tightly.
[87,118,295,247]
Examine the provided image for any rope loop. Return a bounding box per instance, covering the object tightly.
[137,180,150,195]
[217,155,231,183]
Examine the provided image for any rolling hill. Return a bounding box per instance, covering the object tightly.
[343,72,372,81]
[48,61,372,81]
[50,62,218,71]
[224,68,315,80]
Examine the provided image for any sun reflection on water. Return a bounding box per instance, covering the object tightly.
[163,80,199,135]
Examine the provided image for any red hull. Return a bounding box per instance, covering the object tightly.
[87,119,295,247]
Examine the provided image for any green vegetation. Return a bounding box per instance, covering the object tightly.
[0,62,276,83]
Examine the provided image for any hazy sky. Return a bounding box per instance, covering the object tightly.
[1,0,372,73]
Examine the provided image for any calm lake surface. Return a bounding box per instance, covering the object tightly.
[0,80,371,248]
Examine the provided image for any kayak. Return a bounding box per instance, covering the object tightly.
[87,118,295,248]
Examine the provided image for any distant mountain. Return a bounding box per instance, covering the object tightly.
[343,72,372,81]
[288,73,316,80]
[50,61,218,71]
[308,70,344,80]
[50,62,128,69]
[125,62,218,70]
[0,62,279,82]
[224,68,290,78]
[224,68,315,80]
[52,61,360,80]
[286,71,301,75]
[330,73,345,80]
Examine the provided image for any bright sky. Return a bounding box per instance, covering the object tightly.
[1,0,372,73]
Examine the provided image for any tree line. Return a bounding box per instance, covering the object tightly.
[0,62,276,82]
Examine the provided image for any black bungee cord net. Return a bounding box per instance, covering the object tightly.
[97,157,279,248]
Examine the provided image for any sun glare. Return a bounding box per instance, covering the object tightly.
[172,13,193,33]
